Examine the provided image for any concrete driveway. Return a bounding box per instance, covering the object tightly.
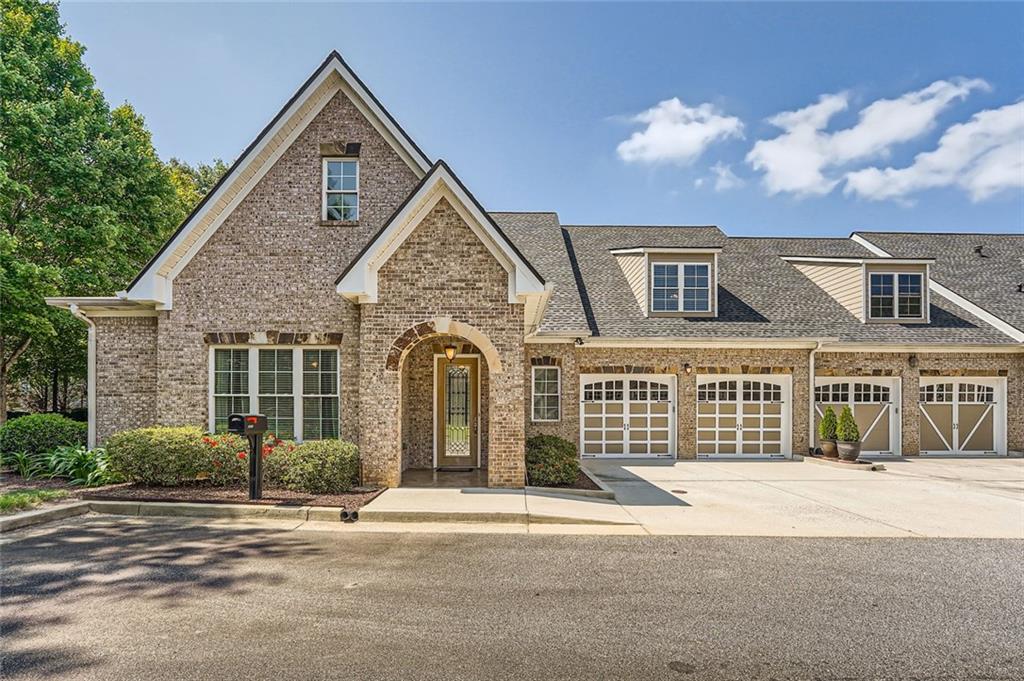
[584,458,1024,538]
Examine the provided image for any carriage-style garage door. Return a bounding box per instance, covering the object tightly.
[815,377,901,457]
[696,375,792,458]
[919,377,1007,456]
[580,375,676,457]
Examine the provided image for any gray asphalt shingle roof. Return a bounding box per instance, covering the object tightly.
[496,213,1018,344]
[853,231,1024,335]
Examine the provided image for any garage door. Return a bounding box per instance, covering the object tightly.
[696,375,792,458]
[919,378,1007,456]
[580,375,675,457]
[815,378,900,456]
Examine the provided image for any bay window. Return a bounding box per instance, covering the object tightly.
[210,347,339,440]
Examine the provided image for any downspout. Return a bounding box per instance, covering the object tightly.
[808,340,822,456]
[69,304,97,449]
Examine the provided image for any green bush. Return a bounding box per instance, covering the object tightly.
[106,426,217,486]
[525,435,579,487]
[204,433,295,487]
[45,445,122,486]
[818,406,838,440]
[836,405,860,442]
[282,440,359,494]
[0,413,87,456]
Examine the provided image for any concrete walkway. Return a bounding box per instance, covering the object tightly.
[359,486,637,526]
[584,457,1024,538]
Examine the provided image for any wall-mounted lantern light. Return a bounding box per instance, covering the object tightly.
[683,363,693,375]
[443,344,458,362]
[908,354,919,368]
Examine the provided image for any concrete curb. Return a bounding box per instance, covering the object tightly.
[525,468,616,500]
[803,456,886,472]
[358,509,529,524]
[0,502,90,532]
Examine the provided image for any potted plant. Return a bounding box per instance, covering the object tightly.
[835,405,861,462]
[818,406,839,458]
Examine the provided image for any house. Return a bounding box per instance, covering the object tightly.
[47,52,1023,488]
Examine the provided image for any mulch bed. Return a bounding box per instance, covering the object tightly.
[0,472,80,495]
[81,483,384,509]
[528,469,602,491]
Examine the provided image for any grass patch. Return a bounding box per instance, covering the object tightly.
[0,489,68,514]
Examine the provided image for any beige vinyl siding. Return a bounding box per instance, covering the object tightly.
[615,252,648,315]
[792,262,864,321]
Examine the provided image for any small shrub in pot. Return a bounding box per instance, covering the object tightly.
[525,435,579,487]
[835,405,862,462]
[818,406,839,458]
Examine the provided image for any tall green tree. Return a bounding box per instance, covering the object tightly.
[0,0,186,421]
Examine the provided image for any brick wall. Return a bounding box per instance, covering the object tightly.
[151,89,419,440]
[359,197,525,488]
[402,335,490,470]
[525,345,1022,458]
[94,316,158,443]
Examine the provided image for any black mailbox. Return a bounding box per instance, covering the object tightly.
[227,414,246,434]
[243,414,268,436]
[227,413,268,500]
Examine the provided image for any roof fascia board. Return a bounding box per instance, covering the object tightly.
[126,52,431,307]
[781,255,935,265]
[821,342,1023,354]
[609,247,724,255]
[337,163,545,304]
[851,233,1024,343]
[526,335,829,349]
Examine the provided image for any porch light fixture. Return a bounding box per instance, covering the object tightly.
[443,344,458,361]
[908,354,919,368]
[683,363,692,375]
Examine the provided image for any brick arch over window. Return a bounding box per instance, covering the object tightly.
[385,317,503,373]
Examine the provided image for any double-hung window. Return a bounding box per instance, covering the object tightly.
[322,159,358,220]
[651,262,710,313]
[869,273,923,319]
[531,367,561,421]
[211,347,339,440]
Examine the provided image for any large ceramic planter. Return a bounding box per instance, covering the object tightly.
[837,440,861,462]
[820,439,838,458]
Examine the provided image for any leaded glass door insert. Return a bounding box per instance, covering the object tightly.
[435,356,479,467]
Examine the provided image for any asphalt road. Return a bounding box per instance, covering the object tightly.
[2,517,1023,681]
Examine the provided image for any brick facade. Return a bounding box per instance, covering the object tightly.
[358,197,525,488]
[94,316,158,443]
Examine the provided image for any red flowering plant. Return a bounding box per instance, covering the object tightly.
[203,432,248,486]
[259,433,297,487]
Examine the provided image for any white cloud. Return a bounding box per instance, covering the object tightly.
[617,97,743,165]
[844,101,1024,202]
[709,162,744,191]
[746,78,989,196]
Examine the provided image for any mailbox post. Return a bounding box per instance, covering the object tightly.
[227,414,268,500]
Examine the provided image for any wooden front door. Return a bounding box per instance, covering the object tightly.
[435,356,479,468]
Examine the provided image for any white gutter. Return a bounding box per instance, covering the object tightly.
[808,340,822,456]
[68,304,97,449]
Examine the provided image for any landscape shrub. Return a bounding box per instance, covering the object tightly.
[836,405,861,442]
[105,426,214,486]
[282,440,360,494]
[525,435,579,487]
[818,406,838,440]
[45,445,123,486]
[204,432,295,487]
[0,413,87,456]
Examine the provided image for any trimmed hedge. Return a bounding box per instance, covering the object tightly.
[105,425,357,493]
[0,413,88,456]
[525,435,579,487]
[283,439,360,494]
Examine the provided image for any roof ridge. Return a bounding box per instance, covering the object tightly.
[853,230,1024,237]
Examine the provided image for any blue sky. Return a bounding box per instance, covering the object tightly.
[62,2,1023,236]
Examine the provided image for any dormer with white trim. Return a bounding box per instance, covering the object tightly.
[783,256,933,324]
[611,247,722,318]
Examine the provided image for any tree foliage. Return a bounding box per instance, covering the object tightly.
[0,0,226,420]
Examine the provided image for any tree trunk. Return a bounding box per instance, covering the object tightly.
[0,335,32,426]
[51,367,59,413]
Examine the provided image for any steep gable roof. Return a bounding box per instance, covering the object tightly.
[124,51,432,308]
[335,160,546,305]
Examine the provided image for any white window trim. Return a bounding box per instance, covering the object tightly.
[867,271,927,320]
[300,347,341,440]
[321,158,359,221]
[207,345,340,442]
[649,260,712,314]
[531,365,561,422]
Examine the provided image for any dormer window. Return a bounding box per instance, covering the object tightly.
[322,159,358,221]
[652,262,710,313]
[869,272,923,319]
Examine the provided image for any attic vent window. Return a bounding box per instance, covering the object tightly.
[322,159,358,221]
